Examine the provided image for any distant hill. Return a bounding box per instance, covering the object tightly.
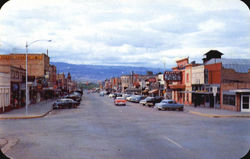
[51,62,168,82]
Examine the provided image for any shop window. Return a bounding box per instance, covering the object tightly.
[223,94,235,106]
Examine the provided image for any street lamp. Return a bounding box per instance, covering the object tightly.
[25,39,52,115]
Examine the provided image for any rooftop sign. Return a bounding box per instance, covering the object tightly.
[164,71,182,81]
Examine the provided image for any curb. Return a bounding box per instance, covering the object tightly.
[0,109,53,120]
[188,111,250,118]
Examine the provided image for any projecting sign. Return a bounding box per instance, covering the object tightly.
[164,71,182,81]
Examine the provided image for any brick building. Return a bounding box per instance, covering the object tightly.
[189,50,250,112]
[169,57,188,104]
[57,73,67,93]
[205,58,250,112]
[0,53,50,78]
[0,65,26,111]
[49,65,57,88]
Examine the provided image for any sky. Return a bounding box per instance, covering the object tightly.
[0,0,249,68]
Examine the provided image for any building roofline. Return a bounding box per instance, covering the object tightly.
[176,57,189,63]
[0,64,25,71]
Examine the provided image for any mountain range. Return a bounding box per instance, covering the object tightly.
[51,62,168,82]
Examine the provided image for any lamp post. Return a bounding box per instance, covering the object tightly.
[25,39,52,115]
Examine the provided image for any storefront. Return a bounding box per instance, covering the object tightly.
[242,94,250,112]
[149,89,159,97]
[0,73,10,112]
[228,89,250,112]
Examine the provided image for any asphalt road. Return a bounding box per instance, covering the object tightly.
[0,93,249,159]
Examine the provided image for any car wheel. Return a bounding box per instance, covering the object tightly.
[179,107,184,111]
[157,108,161,111]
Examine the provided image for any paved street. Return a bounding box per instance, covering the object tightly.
[0,93,249,159]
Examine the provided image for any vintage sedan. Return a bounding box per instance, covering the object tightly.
[64,94,81,103]
[114,97,126,106]
[130,95,145,103]
[140,96,163,107]
[52,98,79,109]
[155,99,184,111]
[109,93,115,98]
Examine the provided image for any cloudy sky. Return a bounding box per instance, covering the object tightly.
[0,0,249,68]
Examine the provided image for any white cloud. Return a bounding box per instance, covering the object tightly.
[0,0,249,69]
[198,19,225,32]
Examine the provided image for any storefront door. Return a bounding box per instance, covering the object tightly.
[241,95,250,112]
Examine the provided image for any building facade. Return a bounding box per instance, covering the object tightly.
[0,65,26,110]
[0,53,50,78]
[0,73,10,113]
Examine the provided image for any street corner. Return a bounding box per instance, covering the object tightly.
[0,109,53,120]
[188,110,250,118]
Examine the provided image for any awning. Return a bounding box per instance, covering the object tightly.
[43,87,54,90]
[125,88,141,92]
[169,84,185,89]
[179,91,195,93]
[193,91,212,94]
[229,89,250,93]
[149,89,158,94]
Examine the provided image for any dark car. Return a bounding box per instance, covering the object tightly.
[64,94,81,103]
[113,93,123,99]
[74,90,83,96]
[72,91,82,97]
[53,99,79,109]
[130,95,146,103]
[142,96,163,107]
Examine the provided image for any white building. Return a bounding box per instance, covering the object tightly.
[0,73,10,112]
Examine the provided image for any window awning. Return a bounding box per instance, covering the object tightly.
[229,89,250,93]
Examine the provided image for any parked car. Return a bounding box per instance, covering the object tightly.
[154,96,163,103]
[109,93,115,98]
[126,95,133,101]
[99,91,105,96]
[74,90,83,96]
[130,95,145,103]
[114,97,126,106]
[155,99,184,111]
[141,96,163,107]
[123,94,131,99]
[53,98,79,109]
[72,91,82,97]
[139,98,147,105]
[140,97,154,106]
[64,94,81,103]
[113,93,123,99]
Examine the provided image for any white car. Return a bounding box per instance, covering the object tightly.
[109,93,115,98]
[126,95,133,101]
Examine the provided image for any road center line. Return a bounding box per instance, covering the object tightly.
[163,136,183,149]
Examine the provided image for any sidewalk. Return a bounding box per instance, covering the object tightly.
[185,105,250,118]
[0,99,55,120]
